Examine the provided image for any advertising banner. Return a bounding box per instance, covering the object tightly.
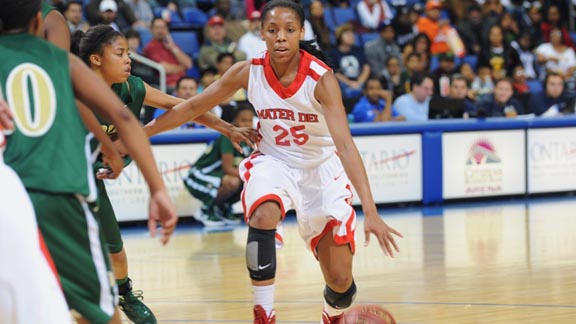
[352,134,422,204]
[105,143,207,221]
[527,128,576,193]
[443,130,525,199]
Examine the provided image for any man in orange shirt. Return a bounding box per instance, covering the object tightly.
[416,0,449,55]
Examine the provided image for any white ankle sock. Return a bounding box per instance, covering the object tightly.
[253,284,275,317]
[323,300,347,317]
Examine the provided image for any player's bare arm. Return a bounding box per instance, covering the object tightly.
[43,10,70,50]
[144,61,251,137]
[316,71,402,257]
[69,54,177,244]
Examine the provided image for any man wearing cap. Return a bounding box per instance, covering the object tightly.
[198,15,247,71]
[86,0,142,32]
[364,20,401,76]
[143,17,193,92]
[238,11,266,59]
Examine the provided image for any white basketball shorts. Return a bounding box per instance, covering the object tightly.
[239,152,356,257]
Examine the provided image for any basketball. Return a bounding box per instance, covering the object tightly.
[340,304,396,324]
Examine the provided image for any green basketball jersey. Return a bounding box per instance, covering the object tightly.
[92,75,145,169]
[191,136,252,177]
[100,75,146,138]
[0,34,94,198]
[42,1,55,19]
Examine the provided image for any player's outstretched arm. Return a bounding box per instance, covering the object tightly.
[144,61,251,137]
[69,54,177,244]
[142,82,258,151]
[316,72,403,257]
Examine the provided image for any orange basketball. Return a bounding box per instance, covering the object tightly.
[340,304,396,324]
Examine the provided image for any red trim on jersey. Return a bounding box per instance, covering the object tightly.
[309,209,356,259]
[252,58,265,65]
[260,50,330,99]
[243,194,286,223]
[38,229,62,288]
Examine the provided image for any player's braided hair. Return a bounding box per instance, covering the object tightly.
[71,25,124,65]
[0,0,41,34]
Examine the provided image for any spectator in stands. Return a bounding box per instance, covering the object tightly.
[215,52,247,103]
[511,65,531,111]
[210,0,247,42]
[399,52,423,95]
[364,21,401,77]
[356,0,394,31]
[500,11,519,44]
[153,77,201,127]
[98,0,121,31]
[456,4,483,56]
[143,17,193,92]
[198,15,246,71]
[379,56,403,99]
[402,33,432,71]
[475,78,524,118]
[238,11,267,59]
[308,0,331,51]
[124,0,154,27]
[329,23,371,99]
[448,74,476,117]
[416,0,451,55]
[511,31,538,80]
[124,29,159,86]
[541,4,575,50]
[392,72,434,121]
[519,1,544,47]
[392,5,418,49]
[326,0,350,8]
[198,67,218,93]
[351,77,394,122]
[86,0,144,31]
[459,62,476,87]
[477,24,521,81]
[64,1,89,33]
[535,27,576,82]
[471,65,495,100]
[432,52,457,97]
[529,72,575,116]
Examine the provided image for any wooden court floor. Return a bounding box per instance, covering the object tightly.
[120,197,576,323]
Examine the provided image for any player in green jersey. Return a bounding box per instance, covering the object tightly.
[185,103,255,226]
[0,1,178,323]
[71,24,257,323]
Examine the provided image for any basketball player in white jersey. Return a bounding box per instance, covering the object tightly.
[0,99,71,323]
[142,0,403,323]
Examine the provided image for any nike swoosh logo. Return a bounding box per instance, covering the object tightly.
[258,264,272,270]
[334,175,342,181]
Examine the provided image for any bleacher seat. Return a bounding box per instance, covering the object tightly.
[182,8,208,28]
[139,28,153,49]
[527,79,543,94]
[462,55,478,69]
[358,32,380,46]
[324,7,358,31]
[172,31,200,59]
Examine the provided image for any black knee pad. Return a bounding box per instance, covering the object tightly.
[246,226,276,281]
[324,281,357,309]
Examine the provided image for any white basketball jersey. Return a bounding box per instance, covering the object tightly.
[0,131,5,164]
[248,50,336,168]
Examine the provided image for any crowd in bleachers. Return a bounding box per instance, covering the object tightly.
[51,0,576,123]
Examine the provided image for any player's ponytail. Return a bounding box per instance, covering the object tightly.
[71,25,124,66]
[299,40,330,66]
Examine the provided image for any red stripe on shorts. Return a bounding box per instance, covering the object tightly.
[38,228,62,288]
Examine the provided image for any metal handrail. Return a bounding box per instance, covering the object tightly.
[130,52,167,93]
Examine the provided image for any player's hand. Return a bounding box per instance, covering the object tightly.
[148,189,178,245]
[113,139,129,158]
[99,144,124,179]
[0,99,14,131]
[363,210,402,257]
[228,126,259,152]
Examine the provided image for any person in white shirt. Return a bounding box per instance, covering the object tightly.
[238,10,267,59]
[356,0,394,30]
[535,27,576,79]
